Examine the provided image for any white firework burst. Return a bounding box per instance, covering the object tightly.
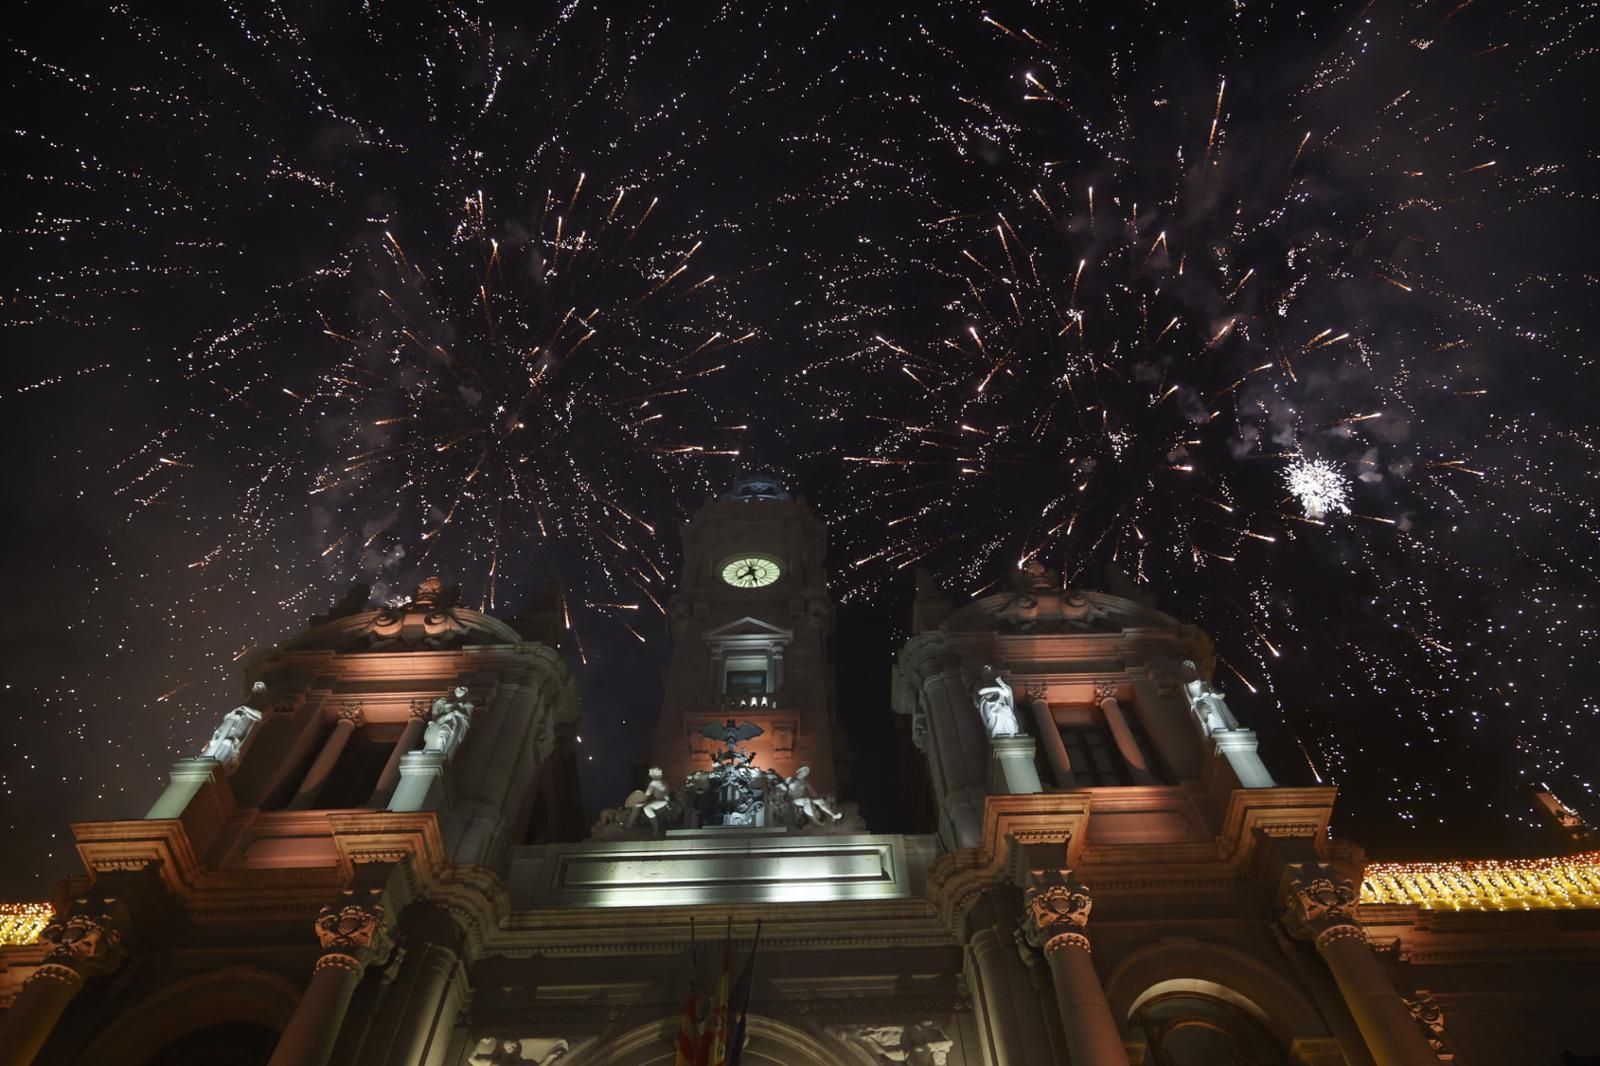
[1285,456,1351,519]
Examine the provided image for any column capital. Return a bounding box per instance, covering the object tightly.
[336,703,366,726]
[32,902,129,983]
[1022,680,1048,703]
[1281,863,1362,943]
[1021,871,1093,955]
[313,891,391,970]
[1093,679,1119,702]
[408,699,434,720]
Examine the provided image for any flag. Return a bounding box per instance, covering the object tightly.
[724,920,762,1066]
[703,918,733,1066]
[672,919,701,1066]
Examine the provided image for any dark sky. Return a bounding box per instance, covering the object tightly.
[2,1,1597,898]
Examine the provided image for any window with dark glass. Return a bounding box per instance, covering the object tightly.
[725,668,769,695]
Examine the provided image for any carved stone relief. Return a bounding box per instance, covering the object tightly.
[827,1022,955,1065]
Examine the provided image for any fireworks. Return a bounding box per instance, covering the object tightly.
[1,3,1596,887]
[1285,458,1351,520]
[780,2,1599,848]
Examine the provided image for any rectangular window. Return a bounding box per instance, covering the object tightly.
[725,668,769,695]
[723,653,771,696]
[1050,703,1158,786]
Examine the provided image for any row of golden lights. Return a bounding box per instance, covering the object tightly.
[1360,851,1600,911]
[0,852,1595,945]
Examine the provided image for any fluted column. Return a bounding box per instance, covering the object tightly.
[267,893,392,1066]
[290,705,363,810]
[0,905,129,1066]
[1025,684,1076,788]
[1282,866,1438,1066]
[1096,683,1155,785]
[369,702,431,807]
[1022,872,1126,1066]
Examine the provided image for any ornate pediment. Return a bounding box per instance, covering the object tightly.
[280,578,523,653]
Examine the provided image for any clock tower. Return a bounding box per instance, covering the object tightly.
[648,476,842,795]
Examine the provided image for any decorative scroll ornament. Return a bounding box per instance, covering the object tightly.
[314,897,389,964]
[1282,864,1362,942]
[993,560,1106,633]
[1022,872,1094,954]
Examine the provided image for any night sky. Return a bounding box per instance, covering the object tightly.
[3,1,1597,899]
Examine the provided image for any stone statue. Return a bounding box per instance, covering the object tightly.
[423,685,474,759]
[974,668,1021,737]
[200,681,268,770]
[1180,660,1235,735]
[625,768,674,830]
[784,766,841,825]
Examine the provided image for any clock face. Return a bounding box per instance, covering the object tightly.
[721,555,782,589]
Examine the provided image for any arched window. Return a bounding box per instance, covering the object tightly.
[1130,992,1285,1066]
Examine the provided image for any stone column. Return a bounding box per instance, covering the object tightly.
[1282,866,1438,1066]
[0,905,129,1066]
[369,702,431,807]
[1022,872,1126,1066]
[1025,685,1076,788]
[267,894,392,1066]
[1096,683,1156,786]
[290,705,364,810]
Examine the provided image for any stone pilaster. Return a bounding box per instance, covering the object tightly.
[266,890,392,1066]
[0,900,130,1066]
[1021,872,1126,1066]
[1282,865,1438,1066]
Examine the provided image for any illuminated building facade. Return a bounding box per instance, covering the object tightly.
[1,478,1598,1065]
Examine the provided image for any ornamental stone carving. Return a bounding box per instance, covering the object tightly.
[1403,992,1448,1054]
[336,703,366,727]
[827,1023,954,1065]
[992,560,1106,633]
[33,905,128,981]
[1022,871,1093,955]
[1282,864,1362,944]
[314,895,390,966]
